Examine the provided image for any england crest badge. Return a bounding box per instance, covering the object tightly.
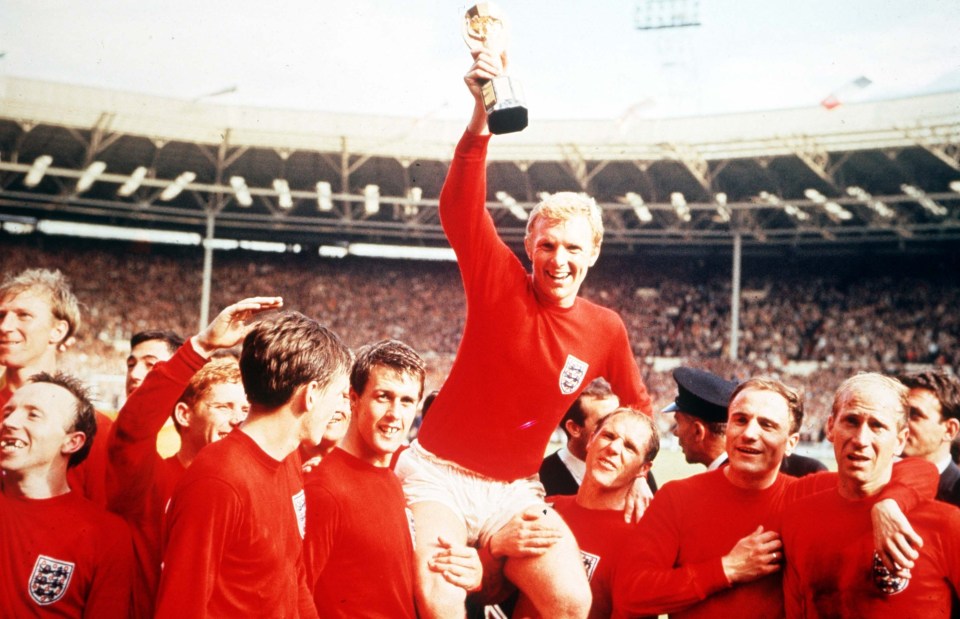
[292,489,307,539]
[580,550,600,582]
[559,354,589,395]
[29,555,75,605]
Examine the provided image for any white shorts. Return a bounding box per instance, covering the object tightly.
[395,441,546,547]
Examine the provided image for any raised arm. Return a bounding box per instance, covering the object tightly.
[107,297,282,516]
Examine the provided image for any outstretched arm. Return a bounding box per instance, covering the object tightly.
[107,296,282,516]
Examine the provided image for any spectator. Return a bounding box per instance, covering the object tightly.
[539,377,620,495]
[897,369,960,506]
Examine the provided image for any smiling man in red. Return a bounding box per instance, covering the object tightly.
[0,372,132,618]
[396,48,652,619]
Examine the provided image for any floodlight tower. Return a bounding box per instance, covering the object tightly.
[634,0,701,30]
[634,0,702,117]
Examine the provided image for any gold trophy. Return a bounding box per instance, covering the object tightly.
[462,2,528,134]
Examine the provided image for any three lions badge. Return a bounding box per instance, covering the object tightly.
[29,555,74,605]
[559,354,588,395]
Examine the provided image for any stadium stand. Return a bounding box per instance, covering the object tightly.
[1,233,956,438]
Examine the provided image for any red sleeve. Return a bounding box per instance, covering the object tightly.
[876,458,939,509]
[86,515,135,618]
[106,342,206,518]
[603,317,652,416]
[439,131,523,300]
[612,486,729,616]
[67,411,113,506]
[944,507,960,594]
[155,477,240,619]
[439,131,493,257]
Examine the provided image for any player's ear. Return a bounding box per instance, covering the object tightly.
[825,416,836,442]
[587,241,601,267]
[173,402,192,428]
[942,417,960,443]
[523,233,534,262]
[692,420,706,442]
[636,461,652,480]
[784,432,800,456]
[61,430,86,457]
[48,319,69,347]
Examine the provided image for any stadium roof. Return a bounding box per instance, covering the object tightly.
[1,77,959,256]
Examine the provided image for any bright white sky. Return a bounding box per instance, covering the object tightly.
[2,0,959,121]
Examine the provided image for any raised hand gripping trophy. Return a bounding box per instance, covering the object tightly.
[462,2,528,134]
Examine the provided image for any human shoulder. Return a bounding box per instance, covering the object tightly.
[574,297,624,326]
[656,468,729,498]
[940,462,960,507]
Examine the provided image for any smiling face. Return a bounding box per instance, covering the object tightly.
[524,215,600,309]
[0,381,83,477]
[300,370,351,448]
[828,384,908,498]
[347,364,421,467]
[584,411,653,490]
[725,388,799,489]
[180,381,250,447]
[0,290,67,371]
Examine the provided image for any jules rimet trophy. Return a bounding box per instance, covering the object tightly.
[462,2,528,134]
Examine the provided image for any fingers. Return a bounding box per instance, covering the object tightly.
[466,48,502,81]
[519,506,547,521]
[301,455,322,473]
[880,536,918,571]
[226,296,284,317]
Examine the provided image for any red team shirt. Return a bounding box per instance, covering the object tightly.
[513,495,650,619]
[0,489,134,618]
[782,488,960,618]
[106,341,205,616]
[303,447,417,619]
[418,131,652,481]
[155,430,317,619]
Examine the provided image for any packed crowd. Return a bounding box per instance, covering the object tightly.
[1,235,956,435]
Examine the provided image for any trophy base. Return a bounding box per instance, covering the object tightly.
[488,105,528,135]
[483,76,528,135]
